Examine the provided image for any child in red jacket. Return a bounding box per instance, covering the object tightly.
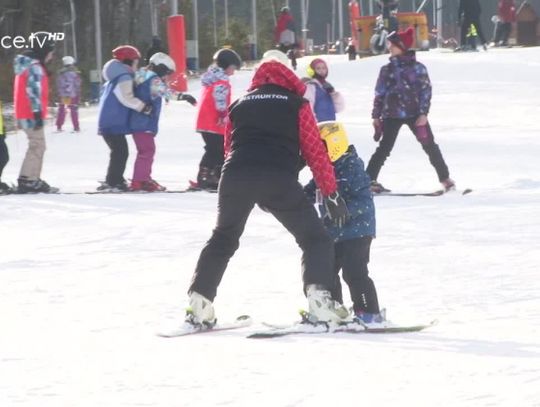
[193,48,241,190]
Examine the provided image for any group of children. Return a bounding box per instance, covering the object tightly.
[2,27,455,326]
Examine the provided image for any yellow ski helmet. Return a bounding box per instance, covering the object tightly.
[318,121,349,162]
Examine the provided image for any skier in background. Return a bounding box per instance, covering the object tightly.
[494,0,516,47]
[13,32,57,193]
[274,6,296,53]
[55,56,81,132]
[184,61,350,328]
[304,123,389,328]
[366,28,455,193]
[129,52,197,192]
[97,45,151,192]
[303,58,345,123]
[193,48,241,191]
[145,36,167,65]
[458,0,488,50]
[345,40,357,61]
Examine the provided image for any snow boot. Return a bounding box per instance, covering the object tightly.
[306,284,349,323]
[17,177,57,193]
[441,178,456,192]
[186,291,216,327]
[97,181,129,192]
[130,179,166,192]
[370,180,390,194]
[197,166,219,190]
[0,181,12,194]
[353,309,394,329]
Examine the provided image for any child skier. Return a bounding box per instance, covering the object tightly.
[0,101,9,194]
[304,122,388,327]
[193,48,241,190]
[366,27,455,193]
[129,52,197,192]
[13,32,57,193]
[304,58,345,123]
[55,56,81,132]
[494,0,516,47]
[97,45,151,192]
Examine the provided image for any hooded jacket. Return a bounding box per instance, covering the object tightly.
[98,59,145,135]
[195,66,231,135]
[372,51,431,119]
[304,145,375,241]
[223,61,336,196]
[13,55,48,123]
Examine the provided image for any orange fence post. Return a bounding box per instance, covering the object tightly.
[167,15,187,92]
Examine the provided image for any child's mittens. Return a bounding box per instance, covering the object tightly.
[373,119,383,142]
[415,124,430,144]
[178,93,197,106]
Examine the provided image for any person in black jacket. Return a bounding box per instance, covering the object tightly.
[0,101,9,194]
[458,0,488,50]
[184,61,350,328]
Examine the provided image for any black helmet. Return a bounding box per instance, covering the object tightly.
[213,48,242,70]
[29,31,55,61]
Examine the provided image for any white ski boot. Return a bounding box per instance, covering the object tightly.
[186,291,216,327]
[306,284,349,323]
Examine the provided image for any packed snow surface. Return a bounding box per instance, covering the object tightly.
[1,47,539,406]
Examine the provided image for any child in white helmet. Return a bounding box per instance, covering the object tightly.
[55,56,81,132]
[129,52,197,192]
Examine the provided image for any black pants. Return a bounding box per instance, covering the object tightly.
[102,134,128,185]
[461,15,487,45]
[494,22,512,45]
[366,118,450,183]
[199,132,224,170]
[189,170,335,301]
[332,237,380,314]
[0,135,8,179]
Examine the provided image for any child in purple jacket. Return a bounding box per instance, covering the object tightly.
[366,27,455,193]
[55,56,81,132]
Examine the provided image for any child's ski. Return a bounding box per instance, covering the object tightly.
[157,315,252,338]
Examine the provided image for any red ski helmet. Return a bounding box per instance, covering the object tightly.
[112,45,141,61]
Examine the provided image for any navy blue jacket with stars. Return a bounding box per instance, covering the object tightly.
[304,145,376,242]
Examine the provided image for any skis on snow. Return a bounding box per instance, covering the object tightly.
[157,315,252,338]
[375,188,472,197]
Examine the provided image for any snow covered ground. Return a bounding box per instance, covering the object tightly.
[1,47,539,407]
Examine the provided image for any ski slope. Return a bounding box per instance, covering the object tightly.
[1,47,539,407]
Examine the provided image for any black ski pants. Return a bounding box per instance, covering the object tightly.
[0,136,8,179]
[461,15,487,45]
[332,237,380,314]
[189,170,335,301]
[102,134,128,186]
[199,132,224,171]
[366,118,450,183]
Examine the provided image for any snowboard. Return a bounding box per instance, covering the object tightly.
[248,319,438,339]
[157,315,252,338]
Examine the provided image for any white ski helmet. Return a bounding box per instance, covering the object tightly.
[261,49,289,66]
[62,56,75,66]
[149,52,176,73]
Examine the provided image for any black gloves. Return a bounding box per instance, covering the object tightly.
[178,93,197,106]
[141,104,153,115]
[323,191,350,228]
[322,81,335,94]
[33,111,43,130]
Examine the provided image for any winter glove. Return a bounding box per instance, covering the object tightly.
[141,104,153,115]
[33,111,43,130]
[322,81,335,94]
[323,191,351,228]
[415,124,430,144]
[373,119,383,142]
[178,93,197,106]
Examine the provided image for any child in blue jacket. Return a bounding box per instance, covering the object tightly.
[304,123,388,327]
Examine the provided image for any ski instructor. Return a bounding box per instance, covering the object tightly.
[185,61,350,327]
